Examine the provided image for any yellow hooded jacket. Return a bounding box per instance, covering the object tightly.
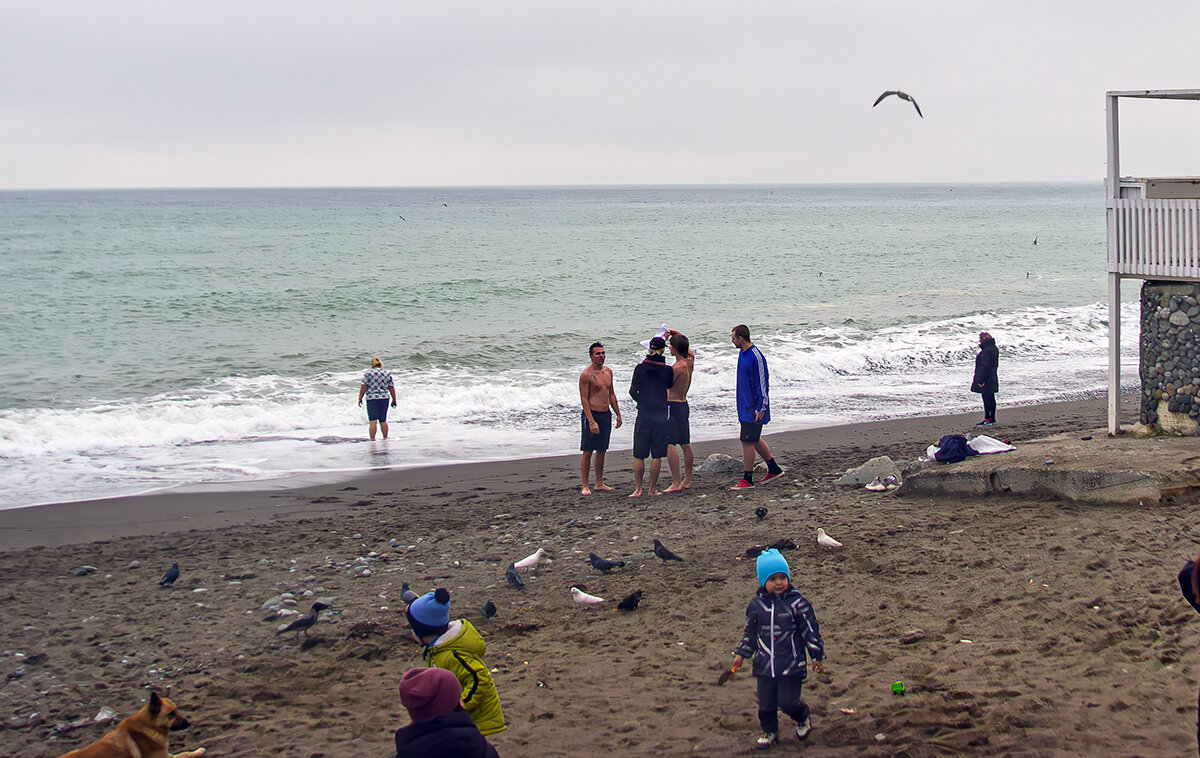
[422,619,506,735]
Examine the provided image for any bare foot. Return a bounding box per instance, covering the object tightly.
[581,486,592,495]
[682,480,692,489]
[628,489,643,498]
[648,488,663,497]
[594,483,614,492]
[663,484,684,493]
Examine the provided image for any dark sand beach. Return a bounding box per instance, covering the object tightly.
[5,396,1200,757]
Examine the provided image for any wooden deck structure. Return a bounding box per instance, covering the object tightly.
[1105,89,1200,434]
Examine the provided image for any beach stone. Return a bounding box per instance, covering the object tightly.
[697,453,742,476]
[73,566,97,577]
[835,456,901,487]
[899,628,925,645]
[127,560,140,569]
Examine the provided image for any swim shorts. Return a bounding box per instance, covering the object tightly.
[666,401,690,445]
[739,421,764,444]
[366,398,390,422]
[581,410,613,452]
[633,415,669,460]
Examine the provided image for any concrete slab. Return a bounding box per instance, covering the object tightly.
[901,429,1200,506]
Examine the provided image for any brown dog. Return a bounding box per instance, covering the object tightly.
[57,691,206,758]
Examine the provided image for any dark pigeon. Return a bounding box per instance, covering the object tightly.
[505,563,524,588]
[277,601,330,641]
[400,581,419,605]
[617,590,643,612]
[755,507,768,520]
[588,552,626,574]
[480,598,497,619]
[158,563,180,586]
[652,539,684,562]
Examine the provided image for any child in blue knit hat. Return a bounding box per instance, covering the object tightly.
[731,549,826,750]
[405,588,506,736]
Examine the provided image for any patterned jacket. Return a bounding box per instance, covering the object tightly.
[422,619,506,735]
[733,586,824,678]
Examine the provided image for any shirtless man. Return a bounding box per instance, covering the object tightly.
[663,330,695,492]
[579,341,622,495]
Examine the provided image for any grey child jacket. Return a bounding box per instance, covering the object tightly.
[733,586,824,678]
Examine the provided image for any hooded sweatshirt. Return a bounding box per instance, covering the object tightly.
[422,619,506,735]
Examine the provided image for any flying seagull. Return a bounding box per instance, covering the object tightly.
[873,90,923,118]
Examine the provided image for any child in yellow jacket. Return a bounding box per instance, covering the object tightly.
[406,588,506,736]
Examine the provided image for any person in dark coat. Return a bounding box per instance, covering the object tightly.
[1179,556,1200,756]
[393,667,499,758]
[971,331,999,426]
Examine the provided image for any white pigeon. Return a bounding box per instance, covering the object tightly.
[570,587,605,607]
[513,547,547,570]
[816,528,844,549]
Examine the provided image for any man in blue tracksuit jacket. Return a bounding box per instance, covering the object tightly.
[731,324,784,489]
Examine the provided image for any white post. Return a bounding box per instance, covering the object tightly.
[1108,273,1122,435]
[1106,93,1122,436]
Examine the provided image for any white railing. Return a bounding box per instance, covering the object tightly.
[1108,198,1200,278]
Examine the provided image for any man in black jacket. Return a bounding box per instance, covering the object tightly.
[971,331,999,426]
[629,336,675,498]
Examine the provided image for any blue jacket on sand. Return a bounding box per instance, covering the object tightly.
[393,709,500,758]
[733,586,824,678]
[736,345,771,424]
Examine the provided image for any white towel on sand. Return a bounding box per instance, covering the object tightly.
[926,434,1016,461]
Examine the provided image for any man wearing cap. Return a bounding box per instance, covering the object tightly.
[357,356,397,440]
[394,667,499,758]
[628,335,675,498]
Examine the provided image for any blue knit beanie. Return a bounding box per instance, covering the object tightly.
[756,549,790,587]
[406,588,451,639]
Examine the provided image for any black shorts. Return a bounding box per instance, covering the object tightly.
[366,398,390,422]
[667,401,690,445]
[739,421,764,444]
[633,415,669,460]
[581,410,612,452]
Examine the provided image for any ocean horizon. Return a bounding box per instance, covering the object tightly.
[0,182,1136,508]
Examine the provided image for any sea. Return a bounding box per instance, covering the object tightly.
[0,183,1138,509]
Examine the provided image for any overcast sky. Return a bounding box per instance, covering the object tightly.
[4,1,1200,188]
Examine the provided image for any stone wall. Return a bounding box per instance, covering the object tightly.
[1140,281,1200,435]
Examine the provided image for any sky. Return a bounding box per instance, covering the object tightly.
[3,1,1200,189]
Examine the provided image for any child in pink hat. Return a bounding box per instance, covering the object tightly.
[394,667,499,758]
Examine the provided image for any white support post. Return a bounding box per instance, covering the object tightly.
[1106,93,1122,436]
[1108,273,1122,435]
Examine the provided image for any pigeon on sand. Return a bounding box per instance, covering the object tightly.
[571,587,605,607]
[480,598,497,619]
[588,552,626,573]
[158,563,179,586]
[816,528,844,549]
[505,563,524,588]
[400,581,419,605]
[617,590,643,612]
[513,547,548,570]
[872,90,923,118]
[652,539,684,562]
[276,601,330,641]
[755,507,768,520]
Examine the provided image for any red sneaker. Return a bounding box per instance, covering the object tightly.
[730,479,755,490]
[760,470,786,484]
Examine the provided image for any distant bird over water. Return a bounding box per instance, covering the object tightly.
[158,563,179,586]
[873,90,923,118]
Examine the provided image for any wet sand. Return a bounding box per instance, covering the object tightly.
[6,396,1200,757]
